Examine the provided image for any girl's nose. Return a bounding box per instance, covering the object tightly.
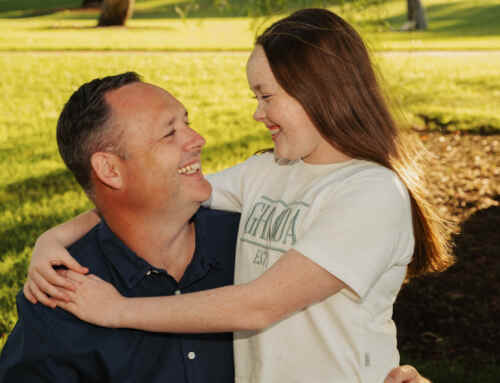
[253,103,265,122]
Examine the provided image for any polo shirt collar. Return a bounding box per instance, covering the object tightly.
[97,220,152,288]
[96,209,221,290]
[178,209,222,287]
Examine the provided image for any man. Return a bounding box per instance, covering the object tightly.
[0,72,239,382]
[0,73,428,383]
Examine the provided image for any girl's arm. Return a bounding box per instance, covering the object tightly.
[56,255,430,383]
[55,249,346,331]
[54,169,406,332]
[23,209,101,307]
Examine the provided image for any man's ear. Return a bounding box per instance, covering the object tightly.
[90,152,123,190]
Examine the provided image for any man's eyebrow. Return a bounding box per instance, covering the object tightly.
[252,84,262,92]
[166,110,188,126]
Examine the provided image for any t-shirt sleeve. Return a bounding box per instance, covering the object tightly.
[293,169,414,300]
[205,155,259,213]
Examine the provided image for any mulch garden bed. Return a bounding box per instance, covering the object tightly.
[394,131,500,367]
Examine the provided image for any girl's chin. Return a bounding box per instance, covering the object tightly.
[273,150,297,165]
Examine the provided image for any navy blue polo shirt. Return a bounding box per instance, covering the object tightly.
[0,207,240,383]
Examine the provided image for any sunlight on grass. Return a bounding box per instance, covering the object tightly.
[0,1,499,379]
[2,0,500,51]
[376,52,500,131]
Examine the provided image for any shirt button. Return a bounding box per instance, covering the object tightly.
[187,351,196,360]
[146,270,152,276]
[174,289,181,295]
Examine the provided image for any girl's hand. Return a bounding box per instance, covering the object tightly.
[23,234,88,308]
[54,270,126,328]
[23,209,100,307]
[384,365,431,383]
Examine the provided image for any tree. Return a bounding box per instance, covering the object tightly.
[91,0,428,29]
[402,0,427,30]
[98,0,135,27]
[81,0,103,8]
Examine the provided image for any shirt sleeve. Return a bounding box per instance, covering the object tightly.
[0,292,105,382]
[293,169,414,300]
[205,155,259,213]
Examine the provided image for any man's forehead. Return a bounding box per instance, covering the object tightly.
[105,82,185,116]
[106,82,164,104]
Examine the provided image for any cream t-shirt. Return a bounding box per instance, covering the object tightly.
[206,153,414,383]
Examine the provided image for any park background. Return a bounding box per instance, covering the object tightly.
[0,0,498,381]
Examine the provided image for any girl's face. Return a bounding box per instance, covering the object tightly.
[246,45,350,164]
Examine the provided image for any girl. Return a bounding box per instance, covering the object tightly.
[24,8,451,382]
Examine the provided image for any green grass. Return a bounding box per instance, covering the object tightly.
[376,52,500,132]
[1,52,499,380]
[1,0,499,380]
[1,0,500,51]
[1,51,499,343]
[0,51,265,345]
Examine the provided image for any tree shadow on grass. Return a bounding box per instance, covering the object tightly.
[36,24,177,31]
[1,169,83,261]
[384,2,500,37]
[4,0,339,21]
[5,168,79,205]
[394,199,500,367]
[4,8,68,18]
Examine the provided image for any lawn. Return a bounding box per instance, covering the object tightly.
[0,0,499,381]
[1,0,500,51]
[1,52,499,382]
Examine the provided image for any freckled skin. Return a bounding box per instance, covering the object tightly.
[246,45,351,165]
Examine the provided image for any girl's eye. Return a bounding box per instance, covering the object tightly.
[252,95,272,101]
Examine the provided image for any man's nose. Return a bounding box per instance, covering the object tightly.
[184,127,206,151]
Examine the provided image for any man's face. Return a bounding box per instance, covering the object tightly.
[105,82,212,214]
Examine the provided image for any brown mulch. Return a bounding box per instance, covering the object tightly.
[394,131,500,366]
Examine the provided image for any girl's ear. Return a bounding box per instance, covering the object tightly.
[90,152,123,190]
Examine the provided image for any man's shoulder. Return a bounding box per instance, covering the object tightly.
[14,289,107,352]
[194,207,240,252]
[66,222,107,268]
[196,206,241,222]
[195,207,240,235]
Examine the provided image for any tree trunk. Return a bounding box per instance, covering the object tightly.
[81,0,103,8]
[98,0,135,27]
[406,0,428,30]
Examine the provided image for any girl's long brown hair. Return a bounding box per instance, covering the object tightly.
[256,8,454,279]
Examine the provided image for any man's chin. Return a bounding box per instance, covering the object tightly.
[195,183,212,204]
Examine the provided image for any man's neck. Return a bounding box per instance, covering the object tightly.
[102,206,199,282]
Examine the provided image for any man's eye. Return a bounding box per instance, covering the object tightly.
[165,129,176,138]
[185,120,191,126]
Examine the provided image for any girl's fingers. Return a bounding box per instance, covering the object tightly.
[31,271,72,302]
[50,255,88,275]
[88,274,104,282]
[52,298,77,314]
[27,279,57,309]
[32,264,76,291]
[64,270,91,284]
[23,282,38,304]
